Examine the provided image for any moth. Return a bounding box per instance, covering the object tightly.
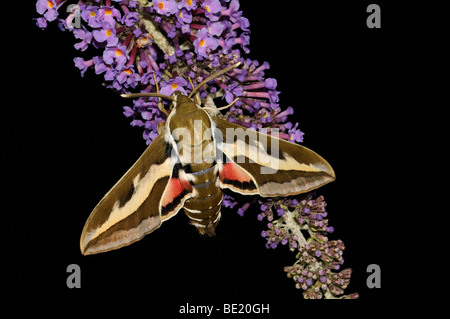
[80,63,335,255]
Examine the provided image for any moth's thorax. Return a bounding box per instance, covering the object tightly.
[166,93,216,165]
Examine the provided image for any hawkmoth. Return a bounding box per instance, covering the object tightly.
[80,63,335,255]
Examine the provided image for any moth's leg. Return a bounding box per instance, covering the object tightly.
[194,92,202,106]
[153,73,169,117]
[216,97,239,111]
[203,97,239,112]
[188,76,195,92]
[187,77,202,106]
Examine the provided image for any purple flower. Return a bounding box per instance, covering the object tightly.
[178,0,198,11]
[73,28,93,51]
[237,202,251,216]
[160,77,188,96]
[97,6,121,28]
[81,6,101,28]
[122,11,140,27]
[217,37,235,54]
[36,0,58,22]
[74,57,94,77]
[116,67,140,88]
[181,24,191,34]
[202,0,222,21]
[94,56,117,81]
[128,1,138,9]
[233,16,250,32]
[177,9,193,24]
[141,109,157,120]
[131,119,144,127]
[221,0,240,18]
[208,21,225,36]
[193,28,219,58]
[234,33,250,53]
[275,106,294,122]
[93,26,119,47]
[154,0,178,16]
[35,17,47,29]
[103,45,128,70]
[223,194,238,208]
[123,106,135,118]
[288,122,304,143]
[264,78,277,90]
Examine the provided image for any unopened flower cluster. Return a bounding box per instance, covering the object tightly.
[255,195,358,299]
[36,0,303,144]
[35,0,356,299]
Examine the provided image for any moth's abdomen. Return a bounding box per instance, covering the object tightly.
[183,161,222,236]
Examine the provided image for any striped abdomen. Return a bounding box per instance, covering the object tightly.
[183,161,222,236]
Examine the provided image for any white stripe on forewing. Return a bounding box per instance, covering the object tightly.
[222,139,325,173]
[83,157,173,245]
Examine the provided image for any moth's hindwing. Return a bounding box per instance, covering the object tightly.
[80,134,176,255]
[214,117,336,197]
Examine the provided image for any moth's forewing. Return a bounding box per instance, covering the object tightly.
[80,135,174,255]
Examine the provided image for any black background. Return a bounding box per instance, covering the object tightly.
[8,0,445,306]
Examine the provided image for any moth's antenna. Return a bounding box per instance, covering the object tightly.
[188,62,241,99]
[121,91,173,117]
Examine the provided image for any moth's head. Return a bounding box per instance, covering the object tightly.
[171,91,199,113]
[171,91,195,108]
